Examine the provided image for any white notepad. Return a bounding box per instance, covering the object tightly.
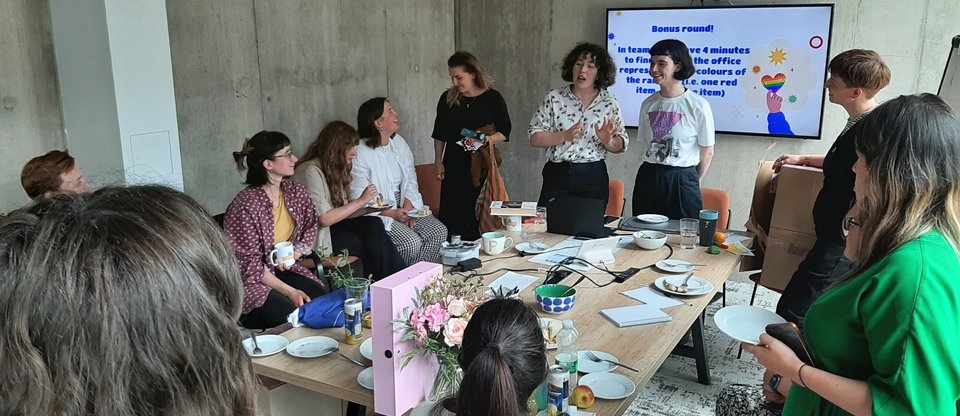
[600,305,672,328]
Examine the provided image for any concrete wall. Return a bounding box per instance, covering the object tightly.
[167,0,455,215]
[457,0,960,229]
[0,0,64,212]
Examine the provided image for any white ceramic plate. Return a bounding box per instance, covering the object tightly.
[577,350,619,373]
[714,305,787,345]
[655,260,696,274]
[285,336,338,358]
[407,209,432,218]
[654,276,714,296]
[636,214,669,224]
[517,242,549,254]
[243,335,289,358]
[357,367,375,390]
[539,318,561,350]
[359,338,374,361]
[366,202,391,210]
[578,372,637,400]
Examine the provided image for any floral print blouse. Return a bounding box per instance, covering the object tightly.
[528,85,629,163]
[223,180,321,314]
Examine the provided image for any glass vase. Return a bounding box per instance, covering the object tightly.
[428,362,463,402]
[342,277,370,309]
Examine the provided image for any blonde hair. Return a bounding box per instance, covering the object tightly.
[845,94,960,282]
[445,51,494,107]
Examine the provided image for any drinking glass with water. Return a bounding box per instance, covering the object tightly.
[680,218,699,250]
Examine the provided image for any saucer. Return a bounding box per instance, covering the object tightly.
[243,335,288,358]
[357,367,375,390]
[636,214,669,224]
[577,350,619,373]
[714,305,787,345]
[285,336,338,358]
[578,372,636,399]
[407,209,432,218]
[359,338,374,361]
[654,276,714,296]
[517,242,549,254]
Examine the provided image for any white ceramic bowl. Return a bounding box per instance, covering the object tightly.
[632,230,667,250]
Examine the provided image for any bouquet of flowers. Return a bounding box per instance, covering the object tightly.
[395,273,488,400]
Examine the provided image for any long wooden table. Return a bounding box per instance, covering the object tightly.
[250,226,742,416]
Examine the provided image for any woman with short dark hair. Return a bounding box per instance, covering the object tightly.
[224,130,326,329]
[0,185,257,415]
[529,42,629,206]
[633,39,715,220]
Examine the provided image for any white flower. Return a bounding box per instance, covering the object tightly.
[447,298,467,317]
[443,318,468,347]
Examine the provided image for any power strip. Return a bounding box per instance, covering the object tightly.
[615,267,641,283]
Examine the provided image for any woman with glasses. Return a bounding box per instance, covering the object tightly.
[771,49,891,327]
[224,130,326,329]
[744,94,960,415]
[352,97,447,265]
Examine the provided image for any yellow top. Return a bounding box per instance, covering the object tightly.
[273,194,294,243]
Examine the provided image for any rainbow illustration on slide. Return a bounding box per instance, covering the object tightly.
[761,73,787,94]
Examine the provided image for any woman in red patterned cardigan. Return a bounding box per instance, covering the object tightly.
[224,130,326,329]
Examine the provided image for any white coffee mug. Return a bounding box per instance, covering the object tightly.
[270,241,296,267]
[502,215,522,232]
[481,232,514,255]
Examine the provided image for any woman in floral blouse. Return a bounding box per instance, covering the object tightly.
[224,130,326,329]
[529,42,629,207]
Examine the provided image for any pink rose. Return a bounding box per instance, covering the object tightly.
[423,303,450,333]
[443,318,468,347]
[447,298,467,317]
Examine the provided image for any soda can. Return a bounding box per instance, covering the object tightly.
[344,297,363,345]
[547,364,569,413]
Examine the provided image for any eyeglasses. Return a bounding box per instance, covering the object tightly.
[842,216,861,238]
[273,149,295,159]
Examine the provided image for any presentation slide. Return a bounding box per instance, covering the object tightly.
[607,6,833,139]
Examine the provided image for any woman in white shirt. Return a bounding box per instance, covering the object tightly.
[633,39,715,219]
[529,42,629,207]
[351,97,447,265]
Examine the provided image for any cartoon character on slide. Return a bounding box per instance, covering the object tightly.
[767,91,794,135]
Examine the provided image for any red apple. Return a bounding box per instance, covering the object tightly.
[571,385,596,409]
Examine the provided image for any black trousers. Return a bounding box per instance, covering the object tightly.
[537,160,610,207]
[632,163,702,219]
[330,216,404,281]
[776,238,853,328]
[240,270,327,330]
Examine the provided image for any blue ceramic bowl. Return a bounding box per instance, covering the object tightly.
[534,284,577,314]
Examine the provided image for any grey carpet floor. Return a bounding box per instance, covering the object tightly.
[622,280,782,416]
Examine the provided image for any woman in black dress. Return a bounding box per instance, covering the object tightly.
[432,51,512,241]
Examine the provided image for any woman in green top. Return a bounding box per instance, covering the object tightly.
[744,93,960,415]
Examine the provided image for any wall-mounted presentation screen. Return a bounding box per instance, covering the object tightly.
[607,5,834,139]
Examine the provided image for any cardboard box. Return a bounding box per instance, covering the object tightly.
[769,165,824,235]
[758,228,818,291]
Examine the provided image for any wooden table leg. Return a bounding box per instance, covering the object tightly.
[670,311,711,385]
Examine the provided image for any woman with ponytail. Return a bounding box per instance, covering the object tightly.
[414,298,547,415]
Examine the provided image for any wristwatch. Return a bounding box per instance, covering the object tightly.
[768,374,783,393]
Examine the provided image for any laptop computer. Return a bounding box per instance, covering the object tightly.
[544,195,614,238]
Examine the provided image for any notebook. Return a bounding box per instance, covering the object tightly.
[601,305,672,328]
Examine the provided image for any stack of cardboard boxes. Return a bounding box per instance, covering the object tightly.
[744,163,825,291]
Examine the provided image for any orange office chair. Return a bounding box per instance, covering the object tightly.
[606,179,625,217]
[701,188,731,229]
[414,164,441,218]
